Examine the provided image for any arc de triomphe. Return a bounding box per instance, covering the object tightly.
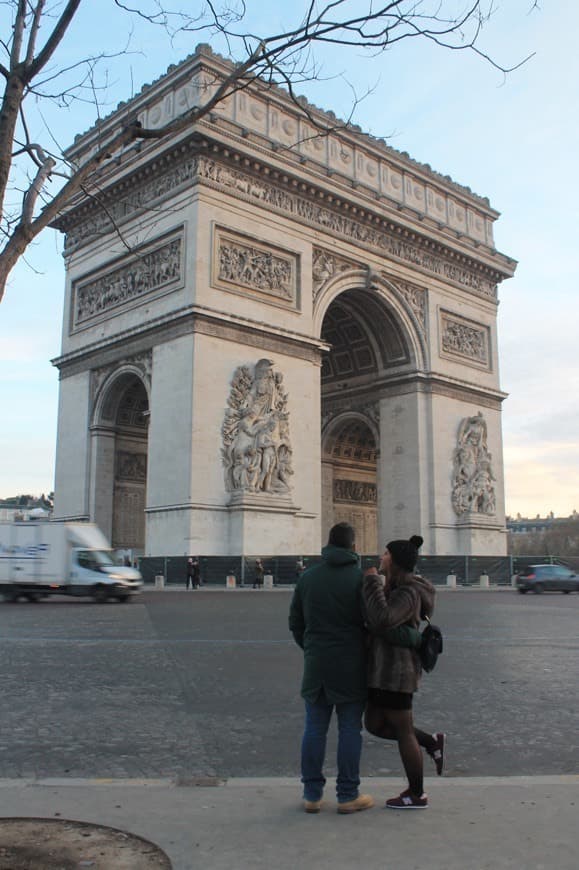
[52,45,515,557]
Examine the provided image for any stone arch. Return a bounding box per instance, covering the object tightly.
[313,268,428,372]
[92,362,151,427]
[321,412,379,555]
[89,367,149,555]
[316,271,429,554]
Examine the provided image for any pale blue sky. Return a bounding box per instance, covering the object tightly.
[1,1,577,517]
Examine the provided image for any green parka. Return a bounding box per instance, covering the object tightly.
[289,546,420,704]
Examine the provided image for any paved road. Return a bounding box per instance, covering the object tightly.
[0,589,577,780]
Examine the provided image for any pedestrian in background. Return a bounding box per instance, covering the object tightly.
[363,534,445,810]
[191,557,201,589]
[186,557,194,590]
[289,522,422,815]
[253,558,264,589]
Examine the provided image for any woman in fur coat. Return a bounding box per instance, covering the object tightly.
[362,535,445,809]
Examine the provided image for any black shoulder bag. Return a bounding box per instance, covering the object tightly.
[419,616,443,673]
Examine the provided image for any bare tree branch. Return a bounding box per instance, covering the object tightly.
[0,0,538,304]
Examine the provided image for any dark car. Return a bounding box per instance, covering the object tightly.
[516,564,579,594]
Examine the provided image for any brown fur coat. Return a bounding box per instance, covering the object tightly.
[362,571,435,694]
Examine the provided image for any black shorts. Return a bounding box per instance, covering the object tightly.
[367,688,413,711]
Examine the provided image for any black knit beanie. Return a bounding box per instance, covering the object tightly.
[386,535,424,572]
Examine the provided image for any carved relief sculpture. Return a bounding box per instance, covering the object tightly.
[74,234,182,326]
[333,479,377,504]
[441,311,489,367]
[312,248,358,300]
[451,412,496,516]
[221,359,293,495]
[214,228,297,306]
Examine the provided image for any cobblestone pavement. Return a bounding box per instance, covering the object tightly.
[0,590,577,779]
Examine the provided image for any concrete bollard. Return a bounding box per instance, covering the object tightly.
[226,574,236,589]
[479,573,490,588]
[154,574,165,590]
[264,574,274,590]
[446,574,457,588]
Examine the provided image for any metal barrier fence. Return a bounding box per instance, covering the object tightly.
[137,554,579,587]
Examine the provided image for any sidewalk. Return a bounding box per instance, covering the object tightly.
[1,776,577,869]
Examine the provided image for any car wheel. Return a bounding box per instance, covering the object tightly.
[533,583,544,594]
[92,585,109,603]
[116,594,130,603]
[517,588,527,594]
[563,590,570,594]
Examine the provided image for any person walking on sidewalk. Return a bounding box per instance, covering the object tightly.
[363,534,445,811]
[289,522,422,815]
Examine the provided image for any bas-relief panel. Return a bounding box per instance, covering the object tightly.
[212,226,299,309]
[439,309,490,369]
[72,231,183,329]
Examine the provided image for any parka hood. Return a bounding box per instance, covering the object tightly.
[321,545,359,568]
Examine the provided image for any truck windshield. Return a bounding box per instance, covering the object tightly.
[76,550,115,571]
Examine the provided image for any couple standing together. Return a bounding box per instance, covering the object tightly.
[289,522,445,814]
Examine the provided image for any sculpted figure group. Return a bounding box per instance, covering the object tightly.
[451,412,496,516]
[222,358,294,495]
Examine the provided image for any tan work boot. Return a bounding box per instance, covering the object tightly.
[337,794,374,814]
[303,799,322,814]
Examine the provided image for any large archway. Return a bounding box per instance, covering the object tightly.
[91,372,149,555]
[320,285,418,554]
[321,415,378,554]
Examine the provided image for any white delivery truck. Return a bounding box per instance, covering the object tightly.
[0,521,143,603]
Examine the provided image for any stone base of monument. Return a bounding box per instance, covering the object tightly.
[0,818,171,869]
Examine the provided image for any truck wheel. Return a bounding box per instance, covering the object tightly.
[92,585,109,603]
[25,592,41,603]
[1,589,18,602]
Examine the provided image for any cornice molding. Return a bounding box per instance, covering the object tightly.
[52,303,327,377]
[57,138,512,303]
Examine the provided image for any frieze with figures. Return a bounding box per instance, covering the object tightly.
[63,143,500,300]
[198,156,499,299]
[221,359,293,496]
[333,479,377,504]
[440,311,489,367]
[73,235,182,327]
[215,228,298,305]
[64,156,199,252]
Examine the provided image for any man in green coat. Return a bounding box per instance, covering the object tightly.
[289,522,421,814]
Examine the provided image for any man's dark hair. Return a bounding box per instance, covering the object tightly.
[328,522,355,550]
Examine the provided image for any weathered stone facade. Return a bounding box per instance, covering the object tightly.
[51,46,515,556]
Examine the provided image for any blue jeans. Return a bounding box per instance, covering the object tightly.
[301,693,365,803]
